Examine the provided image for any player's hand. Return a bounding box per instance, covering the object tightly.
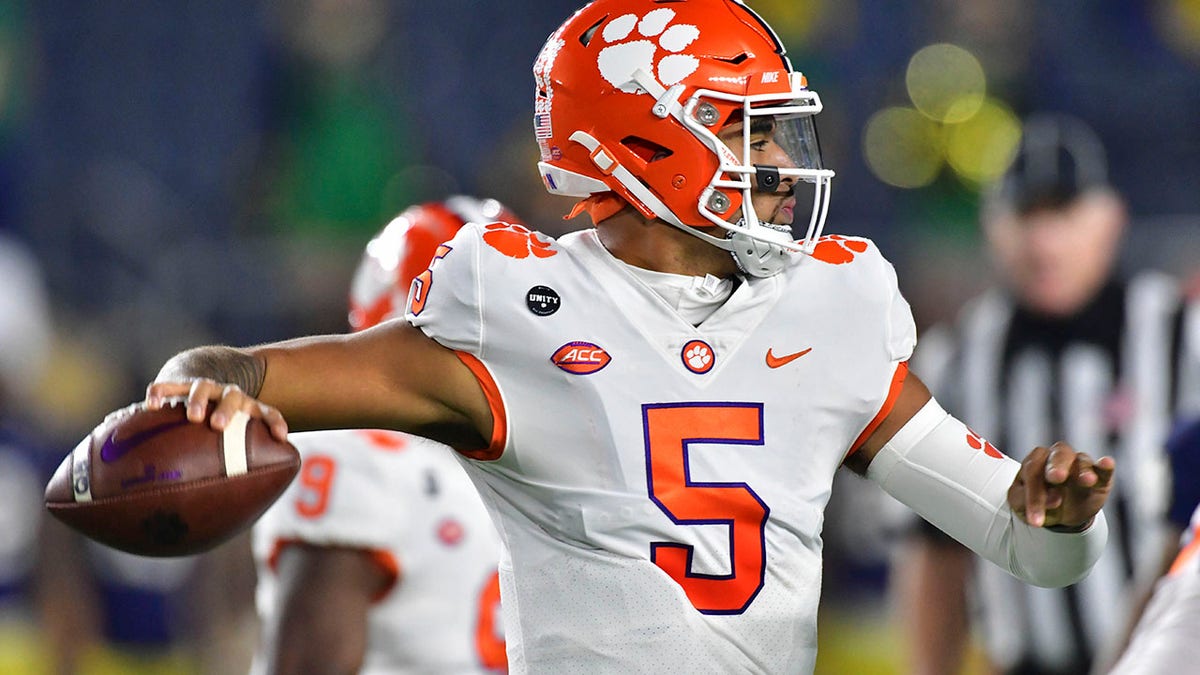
[145,379,289,442]
[1007,442,1115,530]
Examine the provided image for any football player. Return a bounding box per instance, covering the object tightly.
[250,198,511,674]
[144,1,1114,672]
[1107,417,1200,673]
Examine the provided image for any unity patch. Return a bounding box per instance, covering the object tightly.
[527,285,561,316]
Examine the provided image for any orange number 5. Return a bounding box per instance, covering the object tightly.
[294,455,336,518]
[644,403,768,614]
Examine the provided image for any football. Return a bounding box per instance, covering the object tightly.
[45,398,300,557]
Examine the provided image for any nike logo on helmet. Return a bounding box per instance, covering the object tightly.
[765,347,812,369]
[99,419,191,462]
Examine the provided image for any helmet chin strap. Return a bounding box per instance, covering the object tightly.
[728,223,795,278]
[569,129,794,278]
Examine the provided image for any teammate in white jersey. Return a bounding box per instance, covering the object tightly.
[249,198,512,674]
[140,1,1114,672]
[1105,417,1200,674]
[1108,505,1200,674]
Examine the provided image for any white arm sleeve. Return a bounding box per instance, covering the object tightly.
[867,398,1108,588]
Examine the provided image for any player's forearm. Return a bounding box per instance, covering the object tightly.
[155,345,267,396]
[868,399,1108,588]
[152,335,383,431]
[151,325,490,445]
[269,547,374,675]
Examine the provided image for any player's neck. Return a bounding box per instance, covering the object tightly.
[597,210,739,279]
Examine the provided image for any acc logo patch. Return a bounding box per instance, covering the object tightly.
[552,341,611,375]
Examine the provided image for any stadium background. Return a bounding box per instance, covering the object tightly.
[0,1,1198,673]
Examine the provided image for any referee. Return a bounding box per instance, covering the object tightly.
[893,114,1200,675]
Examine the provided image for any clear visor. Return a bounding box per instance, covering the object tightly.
[766,112,823,174]
[722,108,825,185]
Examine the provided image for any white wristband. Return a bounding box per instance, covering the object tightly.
[867,398,1108,588]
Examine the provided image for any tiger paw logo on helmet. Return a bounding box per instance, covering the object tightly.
[596,8,700,92]
[809,235,868,265]
[482,223,557,259]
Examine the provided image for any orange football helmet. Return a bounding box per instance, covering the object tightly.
[348,196,522,331]
[533,0,834,277]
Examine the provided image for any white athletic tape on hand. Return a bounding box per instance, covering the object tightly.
[222,412,249,477]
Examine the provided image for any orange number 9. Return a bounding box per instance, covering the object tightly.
[294,455,337,519]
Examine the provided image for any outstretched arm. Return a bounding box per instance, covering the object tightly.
[147,320,493,450]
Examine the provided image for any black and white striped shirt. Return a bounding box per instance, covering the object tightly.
[914,272,1200,675]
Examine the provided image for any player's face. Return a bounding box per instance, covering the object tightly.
[985,191,1125,317]
[718,116,798,227]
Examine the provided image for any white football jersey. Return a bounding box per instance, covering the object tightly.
[1109,505,1200,675]
[406,225,915,674]
[251,429,505,674]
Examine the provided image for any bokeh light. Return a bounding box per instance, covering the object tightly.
[862,107,943,188]
[864,43,1022,190]
[1154,0,1200,61]
[906,43,986,124]
[751,0,830,43]
[944,99,1021,185]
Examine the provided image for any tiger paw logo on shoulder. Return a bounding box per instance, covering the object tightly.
[482,223,557,259]
[808,235,868,265]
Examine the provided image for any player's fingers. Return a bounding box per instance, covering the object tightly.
[1045,486,1064,510]
[145,381,192,409]
[148,379,287,440]
[209,384,261,430]
[1045,441,1076,485]
[257,401,289,442]
[207,386,287,440]
[185,379,225,423]
[1068,452,1098,488]
[1092,456,1116,489]
[1022,446,1050,527]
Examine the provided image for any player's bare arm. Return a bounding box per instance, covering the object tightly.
[146,320,493,451]
[842,370,933,475]
[263,545,384,675]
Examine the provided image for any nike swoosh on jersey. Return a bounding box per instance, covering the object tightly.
[765,347,813,369]
[99,419,191,462]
